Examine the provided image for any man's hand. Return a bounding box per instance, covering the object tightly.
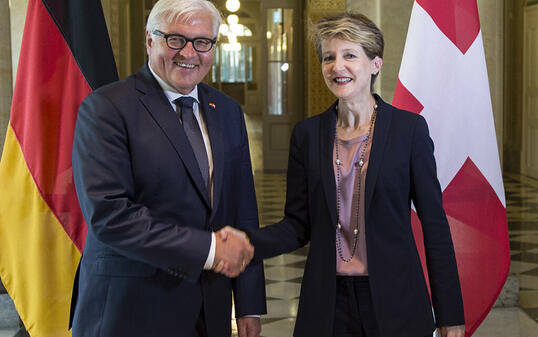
[237,317,261,337]
[218,225,249,241]
[212,226,253,277]
[438,325,465,337]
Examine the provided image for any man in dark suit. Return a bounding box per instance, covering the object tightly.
[70,1,266,336]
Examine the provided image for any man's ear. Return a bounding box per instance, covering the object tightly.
[145,30,153,55]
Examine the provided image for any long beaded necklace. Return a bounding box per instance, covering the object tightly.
[335,102,378,262]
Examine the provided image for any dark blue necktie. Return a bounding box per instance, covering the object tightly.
[174,96,209,192]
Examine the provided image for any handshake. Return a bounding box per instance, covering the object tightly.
[212,226,254,278]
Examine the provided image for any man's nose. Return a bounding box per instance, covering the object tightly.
[179,41,197,57]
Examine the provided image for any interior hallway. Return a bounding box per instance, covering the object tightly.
[233,172,538,337]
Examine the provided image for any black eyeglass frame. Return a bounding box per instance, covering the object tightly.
[152,30,217,52]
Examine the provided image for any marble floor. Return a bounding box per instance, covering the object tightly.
[233,172,538,337]
[505,173,538,322]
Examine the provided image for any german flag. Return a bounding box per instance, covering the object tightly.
[0,0,117,335]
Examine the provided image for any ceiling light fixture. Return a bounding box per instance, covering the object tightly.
[226,0,240,13]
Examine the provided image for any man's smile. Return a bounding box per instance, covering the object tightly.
[174,61,197,69]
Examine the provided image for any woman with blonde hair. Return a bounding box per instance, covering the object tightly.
[235,12,465,337]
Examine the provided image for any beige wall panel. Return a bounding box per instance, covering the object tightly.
[346,0,378,20]
[308,0,345,12]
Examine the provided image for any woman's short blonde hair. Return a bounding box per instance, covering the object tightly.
[311,12,384,87]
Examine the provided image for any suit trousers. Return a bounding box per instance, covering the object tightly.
[333,276,380,337]
[195,304,209,337]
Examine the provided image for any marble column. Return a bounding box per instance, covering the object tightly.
[0,0,13,153]
[503,0,525,173]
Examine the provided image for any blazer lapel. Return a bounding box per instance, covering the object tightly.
[198,85,224,223]
[365,95,392,213]
[319,103,338,227]
[135,65,210,207]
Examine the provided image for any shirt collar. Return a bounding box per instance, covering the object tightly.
[148,62,199,104]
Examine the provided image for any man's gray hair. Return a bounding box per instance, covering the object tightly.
[146,0,222,37]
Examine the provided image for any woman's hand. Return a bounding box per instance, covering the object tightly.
[438,325,465,337]
[237,317,261,337]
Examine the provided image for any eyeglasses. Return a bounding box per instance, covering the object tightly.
[152,30,217,52]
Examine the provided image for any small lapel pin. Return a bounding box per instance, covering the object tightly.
[209,102,216,109]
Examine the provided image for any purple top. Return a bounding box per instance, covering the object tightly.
[333,133,372,275]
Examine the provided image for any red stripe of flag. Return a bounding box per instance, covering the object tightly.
[10,0,91,251]
[10,0,118,252]
[442,158,509,334]
[392,79,424,114]
[417,0,480,54]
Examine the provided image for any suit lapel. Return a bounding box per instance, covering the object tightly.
[365,95,392,213]
[135,65,210,207]
[320,103,338,227]
[198,84,224,223]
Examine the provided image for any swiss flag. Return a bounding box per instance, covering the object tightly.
[393,0,509,336]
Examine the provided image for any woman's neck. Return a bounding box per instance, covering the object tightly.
[337,95,376,129]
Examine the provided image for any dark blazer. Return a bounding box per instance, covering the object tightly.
[70,64,266,337]
[249,95,464,337]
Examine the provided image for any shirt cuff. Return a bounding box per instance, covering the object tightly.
[203,232,216,270]
[240,315,261,318]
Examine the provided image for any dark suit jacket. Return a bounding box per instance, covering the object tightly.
[70,64,266,337]
[249,95,464,337]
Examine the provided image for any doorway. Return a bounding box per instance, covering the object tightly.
[211,0,304,172]
[262,0,304,171]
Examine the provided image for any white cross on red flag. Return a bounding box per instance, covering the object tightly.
[393,0,509,335]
